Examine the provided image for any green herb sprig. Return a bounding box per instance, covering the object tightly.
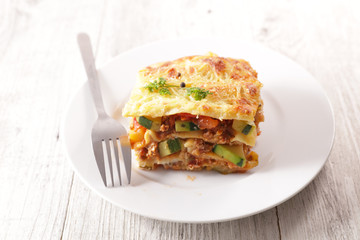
[186,87,212,101]
[144,77,177,95]
[144,77,212,100]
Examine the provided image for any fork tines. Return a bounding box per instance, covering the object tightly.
[97,138,123,187]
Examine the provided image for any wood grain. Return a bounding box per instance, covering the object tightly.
[0,0,104,239]
[263,1,360,239]
[0,0,359,239]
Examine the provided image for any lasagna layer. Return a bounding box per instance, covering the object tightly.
[123,54,264,173]
[123,53,263,121]
[135,140,259,173]
[129,110,263,173]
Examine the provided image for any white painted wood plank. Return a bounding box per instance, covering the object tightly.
[0,0,104,239]
[63,190,279,240]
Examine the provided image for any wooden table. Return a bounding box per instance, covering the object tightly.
[1,0,359,239]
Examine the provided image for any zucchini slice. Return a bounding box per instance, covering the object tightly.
[241,124,253,135]
[175,121,200,132]
[136,116,161,131]
[158,138,182,157]
[213,144,246,167]
[232,120,257,146]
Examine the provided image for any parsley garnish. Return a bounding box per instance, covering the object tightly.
[186,87,212,101]
[144,77,177,95]
[159,87,171,95]
[144,77,212,100]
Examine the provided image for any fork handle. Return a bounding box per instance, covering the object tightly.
[77,33,107,118]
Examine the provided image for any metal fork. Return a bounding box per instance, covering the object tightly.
[77,33,131,187]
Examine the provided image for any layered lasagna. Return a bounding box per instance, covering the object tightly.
[122,53,264,173]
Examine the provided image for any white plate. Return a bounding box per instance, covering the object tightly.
[62,38,334,223]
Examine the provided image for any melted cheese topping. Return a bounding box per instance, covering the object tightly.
[123,53,263,121]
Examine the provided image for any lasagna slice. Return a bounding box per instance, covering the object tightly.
[122,53,264,174]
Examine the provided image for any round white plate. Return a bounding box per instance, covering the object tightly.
[62,38,334,223]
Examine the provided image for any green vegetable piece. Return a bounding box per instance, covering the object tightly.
[158,141,171,157]
[136,116,153,129]
[175,121,200,132]
[158,138,181,157]
[213,144,246,167]
[136,116,162,131]
[167,138,181,153]
[150,120,161,131]
[242,124,253,135]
